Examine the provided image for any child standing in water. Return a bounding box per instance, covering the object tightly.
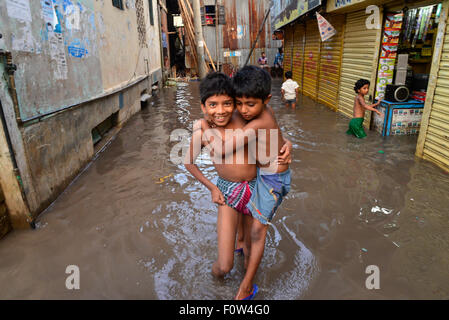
[184,72,292,282]
[346,79,382,138]
[281,71,299,109]
[202,66,292,300]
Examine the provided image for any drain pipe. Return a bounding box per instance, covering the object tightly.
[0,50,34,228]
[244,7,271,67]
[2,51,22,123]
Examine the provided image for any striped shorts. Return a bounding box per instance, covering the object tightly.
[216,177,256,215]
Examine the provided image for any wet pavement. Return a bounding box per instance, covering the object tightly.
[0,80,448,299]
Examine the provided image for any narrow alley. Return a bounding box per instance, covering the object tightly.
[0,80,448,299]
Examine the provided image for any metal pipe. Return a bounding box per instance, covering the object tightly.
[215,0,220,71]
[3,52,22,123]
[244,7,271,67]
[192,0,207,78]
[0,51,34,228]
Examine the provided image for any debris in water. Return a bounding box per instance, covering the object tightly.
[156,174,174,184]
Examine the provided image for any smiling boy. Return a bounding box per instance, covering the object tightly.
[184,72,292,284]
[202,66,292,300]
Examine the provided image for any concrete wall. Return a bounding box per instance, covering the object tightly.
[0,0,162,230]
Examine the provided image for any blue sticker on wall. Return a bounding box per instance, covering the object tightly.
[68,39,88,58]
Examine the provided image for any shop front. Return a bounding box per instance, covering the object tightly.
[279,6,345,108]
[372,2,446,137]
[317,14,345,110]
[337,9,383,126]
[416,0,449,172]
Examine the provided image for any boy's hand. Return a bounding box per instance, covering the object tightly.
[278,140,293,165]
[210,186,225,205]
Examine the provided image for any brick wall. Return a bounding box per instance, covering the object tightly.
[0,188,12,239]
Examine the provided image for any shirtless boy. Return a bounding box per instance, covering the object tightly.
[346,79,382,138]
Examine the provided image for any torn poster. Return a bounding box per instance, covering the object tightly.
[6,0,32,22]
[49,31,68,80]
[11,21,35,53]
[316,12,337,42]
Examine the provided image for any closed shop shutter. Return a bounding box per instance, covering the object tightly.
[317,15,345,110]
[292,24,305,91]
[283,25,293,75]
[419,7,449,171]
[337,10,382,125]
[302,20,321,99]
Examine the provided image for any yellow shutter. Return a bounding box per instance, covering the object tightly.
[283,25,293,76]
[418,1,449,172]
[317,15,345,110]
[303,19,321,99]
[292,24,305,91]
[338,10,382,125]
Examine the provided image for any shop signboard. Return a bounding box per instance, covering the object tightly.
[326,0,366,12]
[270,0,321,31]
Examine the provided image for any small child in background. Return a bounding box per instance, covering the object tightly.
[346,79,381,138]
[281,71,299,109]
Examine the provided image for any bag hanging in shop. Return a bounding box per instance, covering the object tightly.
[316,12,337,42]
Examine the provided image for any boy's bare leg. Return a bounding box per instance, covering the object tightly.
[242,214,254,269]
[236,214,245,251]
[234,219,268,299]
[291,102,296,109]
[212,205,239,278]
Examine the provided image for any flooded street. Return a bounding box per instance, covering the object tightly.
[1,80,448,299]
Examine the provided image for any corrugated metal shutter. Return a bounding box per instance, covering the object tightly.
[302,20,320,99]
[283,25,293,75]
[317,15,345,110]
[422,22,449,171]
[292,24,305,91]
[338,10,382,125]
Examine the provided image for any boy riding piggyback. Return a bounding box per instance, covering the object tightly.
[184,72,292,285]
[203,66,292,299]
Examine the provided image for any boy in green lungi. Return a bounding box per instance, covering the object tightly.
[347,79,382,138]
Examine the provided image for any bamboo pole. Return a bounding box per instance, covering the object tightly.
[181,0,215,72]
[178,0,200,71]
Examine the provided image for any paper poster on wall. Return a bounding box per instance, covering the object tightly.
[375,12,403,99]
[375,59,395,99]
[6,0,32,22]
[49,31,68,80]
[11,21,35,53]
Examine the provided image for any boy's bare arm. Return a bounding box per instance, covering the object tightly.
[203,107,292,163]
[184,121,225,205]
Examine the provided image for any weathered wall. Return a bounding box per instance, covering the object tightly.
[0,0,103,121]
[0,0,162,228]
[0,187,11,239]
[96,0,162,89]
[20,78,151,217]
[201,0,282,69]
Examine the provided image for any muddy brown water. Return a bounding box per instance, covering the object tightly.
[1,80,448,299]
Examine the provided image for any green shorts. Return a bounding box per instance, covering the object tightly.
[346,118,367,138]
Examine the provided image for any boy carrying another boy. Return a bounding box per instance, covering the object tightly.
[202,66,292,300]
[184,72,292,287]
[281,71,299,109]
[346,79,382,138]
